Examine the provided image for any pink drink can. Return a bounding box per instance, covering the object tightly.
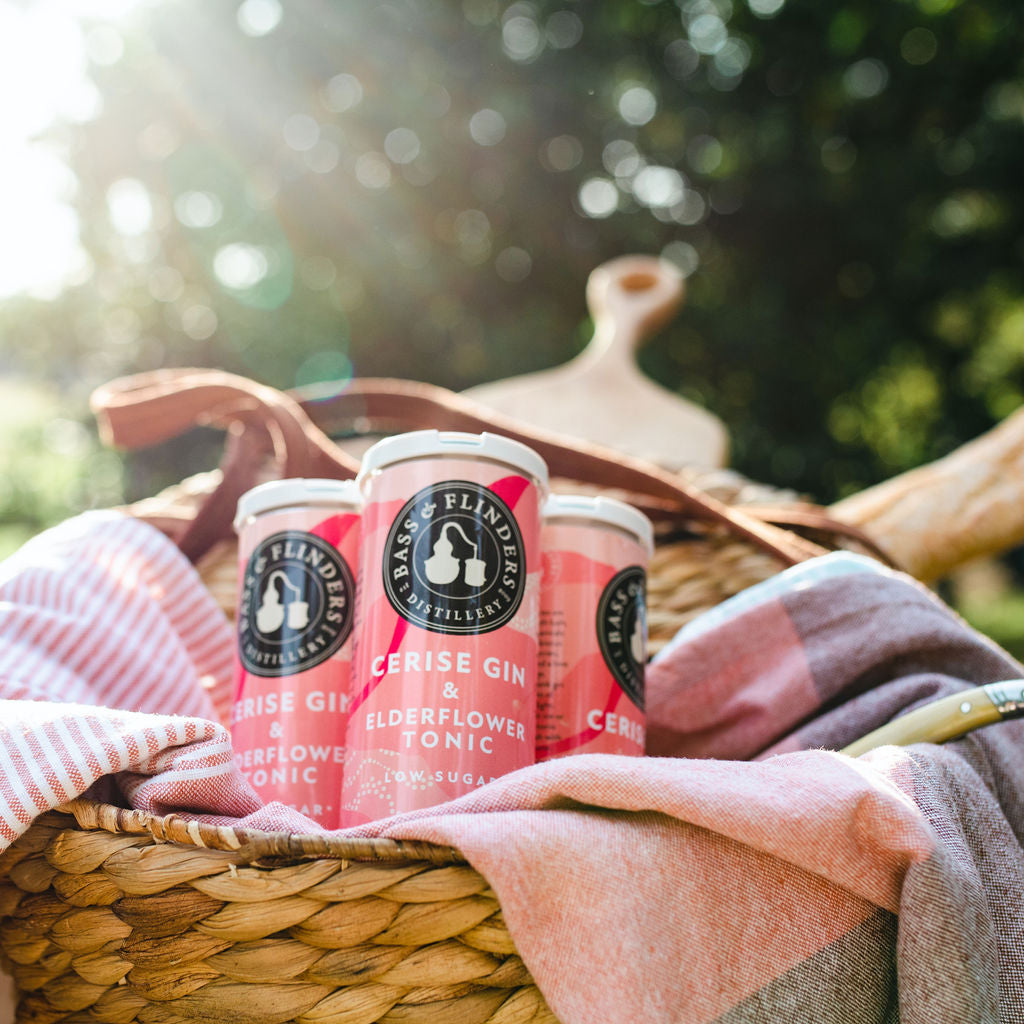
[536,494,653,760]
[231,478,361,828]
[342,430,548,823]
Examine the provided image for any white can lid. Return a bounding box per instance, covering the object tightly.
[234,477,362,532]
[543,493,654,556]
[358,430,549,490]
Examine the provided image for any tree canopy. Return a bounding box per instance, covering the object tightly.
[1,0,1022,528]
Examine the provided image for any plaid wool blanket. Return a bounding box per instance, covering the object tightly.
[0,512,1022,1022]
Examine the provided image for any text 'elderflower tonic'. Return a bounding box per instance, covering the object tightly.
[343,430,548,822]
[231,478,361,828]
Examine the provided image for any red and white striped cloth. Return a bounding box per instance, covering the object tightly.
[0,511,268,845]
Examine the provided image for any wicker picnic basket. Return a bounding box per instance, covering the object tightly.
[0,352,993,1024]
[0,365,897,1024]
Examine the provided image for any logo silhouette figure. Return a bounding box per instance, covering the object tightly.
[255,571,309,634]
[423,522,488,588]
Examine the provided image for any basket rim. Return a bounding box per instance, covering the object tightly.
[56,797,466,865]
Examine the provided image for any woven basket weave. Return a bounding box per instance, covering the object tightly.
[0,802,552,1024]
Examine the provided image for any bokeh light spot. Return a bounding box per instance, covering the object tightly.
[106,178,152,236]
[469,108,507,146]
[985,82,1024,121]
[931,191,1004,237]
[937,138,975,176]
[295,350,353,391]
[503,14,543,62]
[603,139,641,178]
[355,152,392,190]
[900,27,938,65]
[578,178,618,218]
[237,0,282,37]
[495,246,532,283]
[463,0,500,27]
[403,157,440,187]
[454,209,492,264]
[283,113,319,151]
[688,14,728,55]
[540,134,583,172]
[687,135,723,174]
[665,39,700,79]
[546,11,583,49]
[671,190,707,225]
[173,190,222,228]
[138,120,180,161]
[181,304,218,340]
[102,305,141,346]
[43,418,90,459]
[324,73,363,113]
[662,240,700,277]
[384,127,422,164]
[305,140,340,174]
[709,180,744,214]
[714,38,751,78]
[147,265,185,302]
[213,243,269,289]
[748,0,785,16]
[393,236,429,270]
[842,58,889,99]
[618,85,657,126]
[821,136,857,173]
[633,166,685,208]
[422,84,452,118]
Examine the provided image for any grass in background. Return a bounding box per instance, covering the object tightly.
[948,558,1024,664]
[956,590,1024,665]
[0,378,123,559]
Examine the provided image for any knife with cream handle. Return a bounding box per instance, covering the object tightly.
[841,679,1024,757]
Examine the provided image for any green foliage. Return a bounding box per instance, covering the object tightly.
[958,590,1024,662]
[0,381,124,558]
[1,0,1023,521]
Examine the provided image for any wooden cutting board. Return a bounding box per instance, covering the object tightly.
[462,254,729,469]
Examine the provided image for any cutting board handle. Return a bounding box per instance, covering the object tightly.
[461,252,727,468]
[583,255,686,368]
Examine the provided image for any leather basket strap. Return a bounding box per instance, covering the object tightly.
[294,378,829,566]
[91,370,359,560]
[92,369,358,476]
[92,369,829,567]
[736,504,897,567]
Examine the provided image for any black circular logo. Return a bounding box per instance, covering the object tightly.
[238,530,355,677]
[383,479,526,635]
[596,565,647,711]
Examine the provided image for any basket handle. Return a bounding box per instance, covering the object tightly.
[91,368,832,566]
[92,370,360,559]
[293,379,894,563]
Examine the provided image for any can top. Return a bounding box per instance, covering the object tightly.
[358,430,549,490]
[543,493,654,556]
[234,477,362,532]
